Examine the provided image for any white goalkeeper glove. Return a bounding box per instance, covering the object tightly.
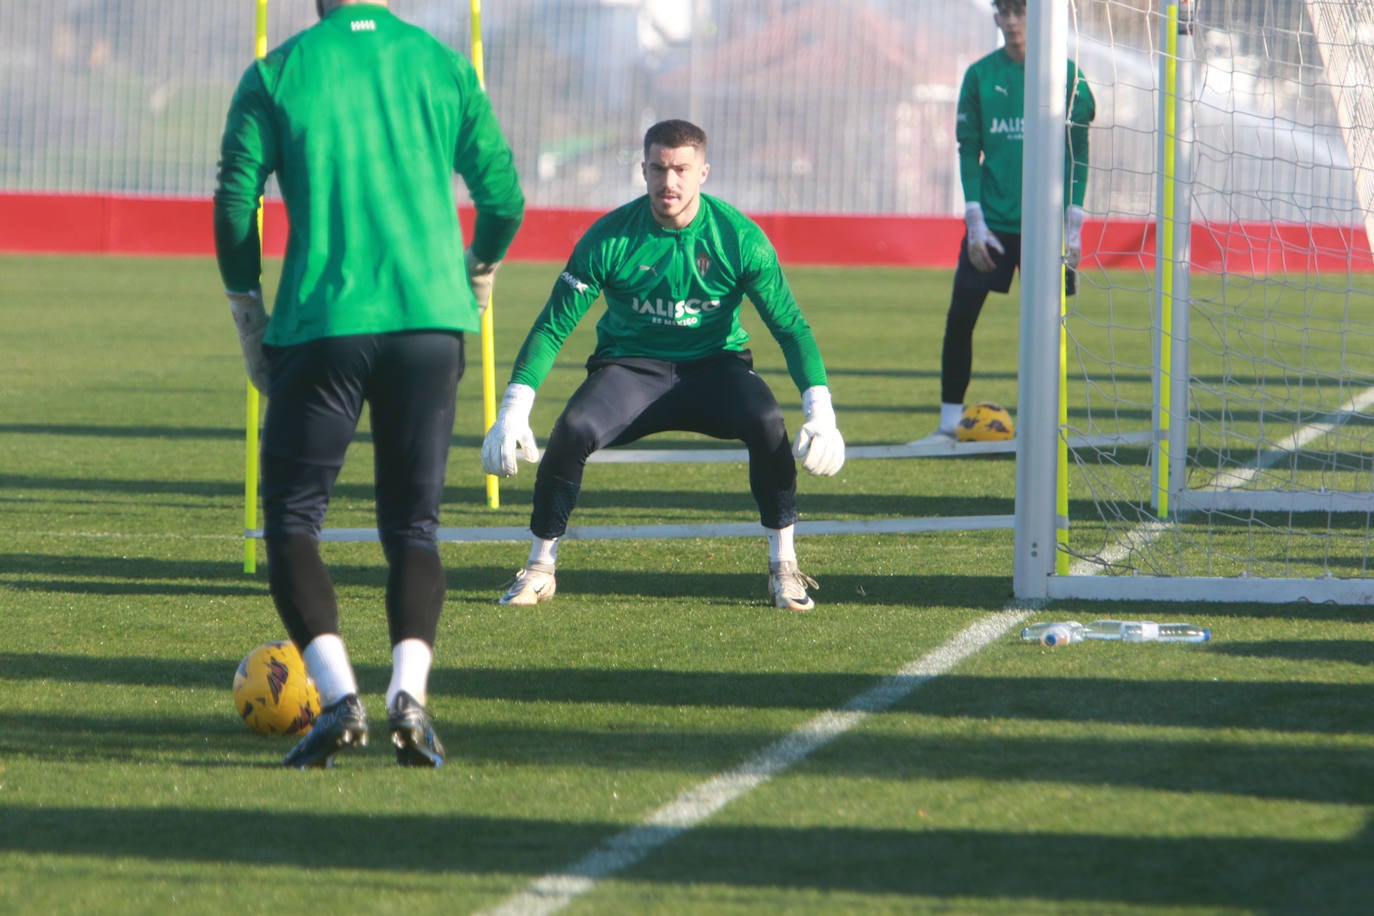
[964,202,1005,273]
[1065,205,1085,270]
[482,383,540,477]
[226,289,270,394]
[465,247,501,316]
[793,385,845,477]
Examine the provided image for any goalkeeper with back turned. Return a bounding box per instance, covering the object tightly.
[484,118,845,612]
[213,0,523,769]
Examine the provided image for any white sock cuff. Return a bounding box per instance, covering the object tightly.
[529,536,559,566]
[941,402,965,429]
[302,634,358,707]
[765,525,797,564]
[387,638,434,711]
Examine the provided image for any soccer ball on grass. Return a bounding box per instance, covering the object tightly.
[957,402,1015,442]
[232,640,320,735]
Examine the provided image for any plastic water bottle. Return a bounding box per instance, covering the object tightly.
[1084,620,1211,643]
[1152,622,1211,642]
[1020,621,1086,646]
[1023,620,1211,645]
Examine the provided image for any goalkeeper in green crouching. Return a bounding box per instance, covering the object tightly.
[483,119,845,611]
[935,0,1095,438]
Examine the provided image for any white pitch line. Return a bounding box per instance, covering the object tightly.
[475,607,1031,916]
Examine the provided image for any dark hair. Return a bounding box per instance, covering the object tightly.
[643,119,707,159]
[993,0,1026,12]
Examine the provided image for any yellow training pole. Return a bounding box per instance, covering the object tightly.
[1055,267,1070,575]
[244,0,268,574]
[472,0,501,509]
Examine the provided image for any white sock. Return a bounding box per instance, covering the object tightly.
[302,634,358,707]
[386,638,433,711]
[941,402,964,431]
[528,536,559,567]
[765,525,797,565]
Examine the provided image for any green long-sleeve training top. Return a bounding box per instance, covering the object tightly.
[508,193,829,396]
[956,48,1096,234]
[213,3,524,346]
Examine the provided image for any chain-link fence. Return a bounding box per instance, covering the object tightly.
[0,0,1360,222]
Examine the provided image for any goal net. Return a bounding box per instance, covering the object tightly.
[1035,1,1374,603]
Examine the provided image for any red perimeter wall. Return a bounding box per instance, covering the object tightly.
[2,192,1371,273]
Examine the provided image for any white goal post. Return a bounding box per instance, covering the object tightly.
[1019,0,1374,604]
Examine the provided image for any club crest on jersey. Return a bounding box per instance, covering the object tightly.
[695,252,712,276]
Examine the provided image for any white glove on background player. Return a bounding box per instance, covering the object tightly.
[793,385,845,477]
[964,202,1005,273]
[1065,205,1085,270]
[465,247,501,316]
[226,289,270,393]
[482,383,540,477]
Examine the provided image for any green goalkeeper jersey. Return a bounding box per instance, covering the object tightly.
[508,193,828,395]
[213,3,524,347]
[956,48,1096,234]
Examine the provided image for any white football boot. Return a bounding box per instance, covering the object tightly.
[498,562,557,605]
[769,561,818,611]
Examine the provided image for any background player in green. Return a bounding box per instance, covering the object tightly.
[482,119,844,611]
[213,0,523,768]
[933,0,1095,438]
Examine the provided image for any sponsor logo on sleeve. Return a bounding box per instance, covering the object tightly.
[560,271,590,293]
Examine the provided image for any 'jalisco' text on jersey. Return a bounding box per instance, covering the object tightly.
[509,194,827,395]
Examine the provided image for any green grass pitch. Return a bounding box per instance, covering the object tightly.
[1,253,1371,914]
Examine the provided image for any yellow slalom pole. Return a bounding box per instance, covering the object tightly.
[472,0,501,509]
[1055,268,1070,575]
[244,0,268,574]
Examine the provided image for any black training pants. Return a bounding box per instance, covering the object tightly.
[940,231,1077,405]
[530,351,798,539]
[260,331,463,649]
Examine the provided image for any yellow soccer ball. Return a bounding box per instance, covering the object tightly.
[232,640,320,735]
[956,402,1015,442]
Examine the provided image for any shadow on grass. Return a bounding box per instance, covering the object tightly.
[0,803,1368,912]
[0,473,243,499]
[0,422,496,451]
[1209,639,1374,665]
[0,423,247,440]
[0,474,1014,519]
[2,701,1372,808]
[0,553,270,599]
[3,652,1370,739]
[1048,598,1374,624]
[0,553,1014,609]
[552,488,1014,519]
